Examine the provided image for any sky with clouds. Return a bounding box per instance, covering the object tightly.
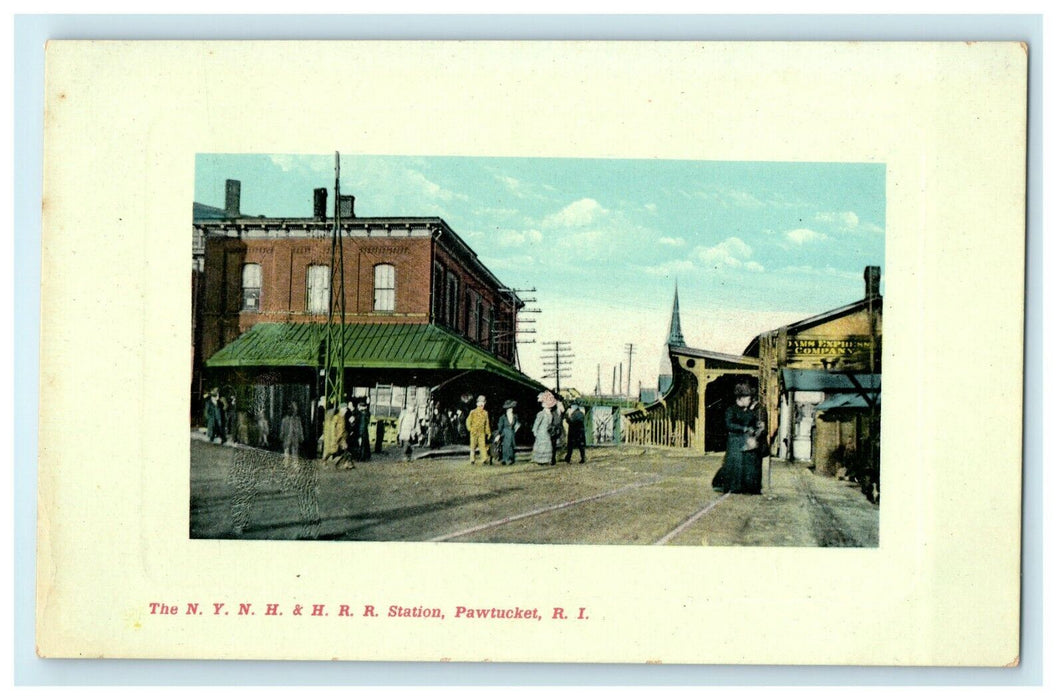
[195,154,885,396]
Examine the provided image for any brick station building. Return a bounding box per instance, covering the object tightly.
[192,180,545,452]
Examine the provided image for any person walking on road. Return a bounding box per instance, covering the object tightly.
[713,382,764,495]
[204,388,226,444]
[280,401,304,467]
[532,392,557,465]
[354,402,372,462]
[466,395,491,465]
[496,399,521,465]
[549,401,565,465]
[374,416,385,454]
[564,403,587,464]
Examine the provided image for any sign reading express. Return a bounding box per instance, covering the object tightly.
[787,337,874,358]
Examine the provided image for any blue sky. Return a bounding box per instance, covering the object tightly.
[195,154,885,395]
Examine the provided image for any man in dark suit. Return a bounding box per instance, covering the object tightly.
[564,404,587,464]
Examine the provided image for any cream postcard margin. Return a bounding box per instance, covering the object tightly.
[37,41,1026,664]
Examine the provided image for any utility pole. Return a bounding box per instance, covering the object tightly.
[624,343,636,400]
[322,151,346,410]
[494,287,538,371]
[540,341,574,394]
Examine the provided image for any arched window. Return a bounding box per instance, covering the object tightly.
[374,264,396,312]
[306,265,330,313]
[241,263,262,312]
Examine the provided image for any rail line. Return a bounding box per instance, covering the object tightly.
[653,493,731,545]
[429,465,690,542]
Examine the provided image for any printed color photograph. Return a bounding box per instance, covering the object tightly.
[191,154,884,546]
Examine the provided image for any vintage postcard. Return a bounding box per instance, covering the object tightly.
[37,41,1026,664]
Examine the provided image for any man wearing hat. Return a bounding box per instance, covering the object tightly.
[354,400,372,462]
[465,395,491,465]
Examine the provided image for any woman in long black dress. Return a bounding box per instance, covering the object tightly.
[496,400,521,465]
[713,382,764,494]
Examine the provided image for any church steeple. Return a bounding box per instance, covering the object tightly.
[657,282,686,398]
[666,281,686,347]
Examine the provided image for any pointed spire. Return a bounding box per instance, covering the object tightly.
[667,281,686,347]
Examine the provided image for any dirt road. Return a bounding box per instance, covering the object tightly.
[190,438,878,547]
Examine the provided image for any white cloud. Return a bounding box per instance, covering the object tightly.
[492,228,544,247]
[785,228,828,244]
[403,169,467,202]
[268,154,333,175]
[694,237,755,268]
[815,211,860,229]
[725,189,764,208]
[813,211,884,235]
[657,236,686,247]
[744,261,765,273]
[497,174,522,191]
[268,154,298,172]
[643,259,696,277]
[645,203,658,213]
[491,172,553,201]
[543,198,608,228]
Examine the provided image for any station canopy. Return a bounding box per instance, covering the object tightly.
[205,322,543,391]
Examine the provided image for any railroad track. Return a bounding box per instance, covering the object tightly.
[428,464,731,544]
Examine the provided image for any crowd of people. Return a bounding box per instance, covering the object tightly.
[203,386,593,468]
[202,387,269,448]
[462,392,587,467]
[203,383,768,496]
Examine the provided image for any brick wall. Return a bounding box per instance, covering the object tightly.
[200,228,518,365]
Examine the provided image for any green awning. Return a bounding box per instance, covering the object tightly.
[205,322,544,391]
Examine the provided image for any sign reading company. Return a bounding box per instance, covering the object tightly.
[787,336,874,358]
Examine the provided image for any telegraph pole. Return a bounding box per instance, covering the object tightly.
[494,287,538,371]
[624,343,636,399]
[323,152,347,410]
[540,341,573,394]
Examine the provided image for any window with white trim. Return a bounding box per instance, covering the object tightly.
[241,263,262,312]
[374,264,396,312]
[306,265,330,313]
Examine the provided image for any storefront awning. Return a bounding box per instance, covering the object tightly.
[782,368,881,392]
[815,392,879,411]
[205,322,545,392]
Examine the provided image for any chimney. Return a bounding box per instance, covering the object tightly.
[224,179,241,218]
[313,188,328,220]
[339,195,355,218]
[864,265,881,300]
